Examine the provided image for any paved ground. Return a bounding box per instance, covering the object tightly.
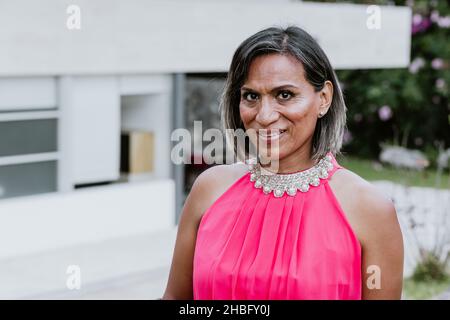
[0,228,177,300]
[35,267,169,300]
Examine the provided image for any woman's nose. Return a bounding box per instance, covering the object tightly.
[255,97,279,126]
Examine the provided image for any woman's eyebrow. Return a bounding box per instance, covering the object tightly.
[240,84,299,92]
[240,86,257,92]
[270,84,299,92]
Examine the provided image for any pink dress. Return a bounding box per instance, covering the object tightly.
[193,152,362,300]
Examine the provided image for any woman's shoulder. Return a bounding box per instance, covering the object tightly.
[333,167,395,212]
[188,162,249,223]
[331,167,399,244]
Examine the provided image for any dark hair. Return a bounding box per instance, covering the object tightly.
[220,25,347,162]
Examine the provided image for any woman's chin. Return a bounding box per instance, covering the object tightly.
[258,148,283,164]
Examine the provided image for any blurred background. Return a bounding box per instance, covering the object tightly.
[0,0,448,299]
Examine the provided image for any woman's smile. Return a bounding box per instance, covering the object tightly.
[257,129,287,143]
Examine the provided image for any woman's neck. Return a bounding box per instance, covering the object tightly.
[259,147,318,174]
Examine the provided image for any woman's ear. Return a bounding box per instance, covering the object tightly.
[318,80,333,117]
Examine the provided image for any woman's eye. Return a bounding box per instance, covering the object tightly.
[243,92,258,102]
[278,91,293,100]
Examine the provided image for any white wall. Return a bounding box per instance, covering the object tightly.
[0,0,411,76]
[59,76,121,185]
[0,77,56,110]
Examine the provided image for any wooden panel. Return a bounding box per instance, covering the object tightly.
[121,131,154,174]
[130,131,154,174]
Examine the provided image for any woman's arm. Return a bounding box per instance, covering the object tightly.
[161,164,244,299]
[358,186,404,299]
[161,169,214,300]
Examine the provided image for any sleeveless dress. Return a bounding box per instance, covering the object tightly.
[193,152,362,300]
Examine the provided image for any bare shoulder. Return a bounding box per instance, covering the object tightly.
[333,168,394,206]
[330,168,400,245]
[187,162,249,224]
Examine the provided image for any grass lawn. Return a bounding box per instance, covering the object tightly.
[402,277,450,300]
[337,155,450,189]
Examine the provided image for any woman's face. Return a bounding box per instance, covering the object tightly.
[239,53,332,165]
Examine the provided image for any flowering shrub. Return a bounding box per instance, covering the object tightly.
[314,0,449,167]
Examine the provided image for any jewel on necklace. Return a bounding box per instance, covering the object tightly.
[246,154,334,197]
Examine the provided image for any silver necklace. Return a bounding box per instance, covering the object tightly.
[246,154,334,197]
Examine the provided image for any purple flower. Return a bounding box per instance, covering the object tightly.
[409,57,425,74]
[412,15,432,34]
[437,16,450,28]
[431,58,444,70]
[378,105,392,121]
[413,14,423,25]
[430,10,440,23]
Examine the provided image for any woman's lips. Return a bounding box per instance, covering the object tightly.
[257,129,287,142]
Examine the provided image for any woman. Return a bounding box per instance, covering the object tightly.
[163,26,403,300]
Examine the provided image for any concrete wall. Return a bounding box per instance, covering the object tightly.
[0,0,411,76]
